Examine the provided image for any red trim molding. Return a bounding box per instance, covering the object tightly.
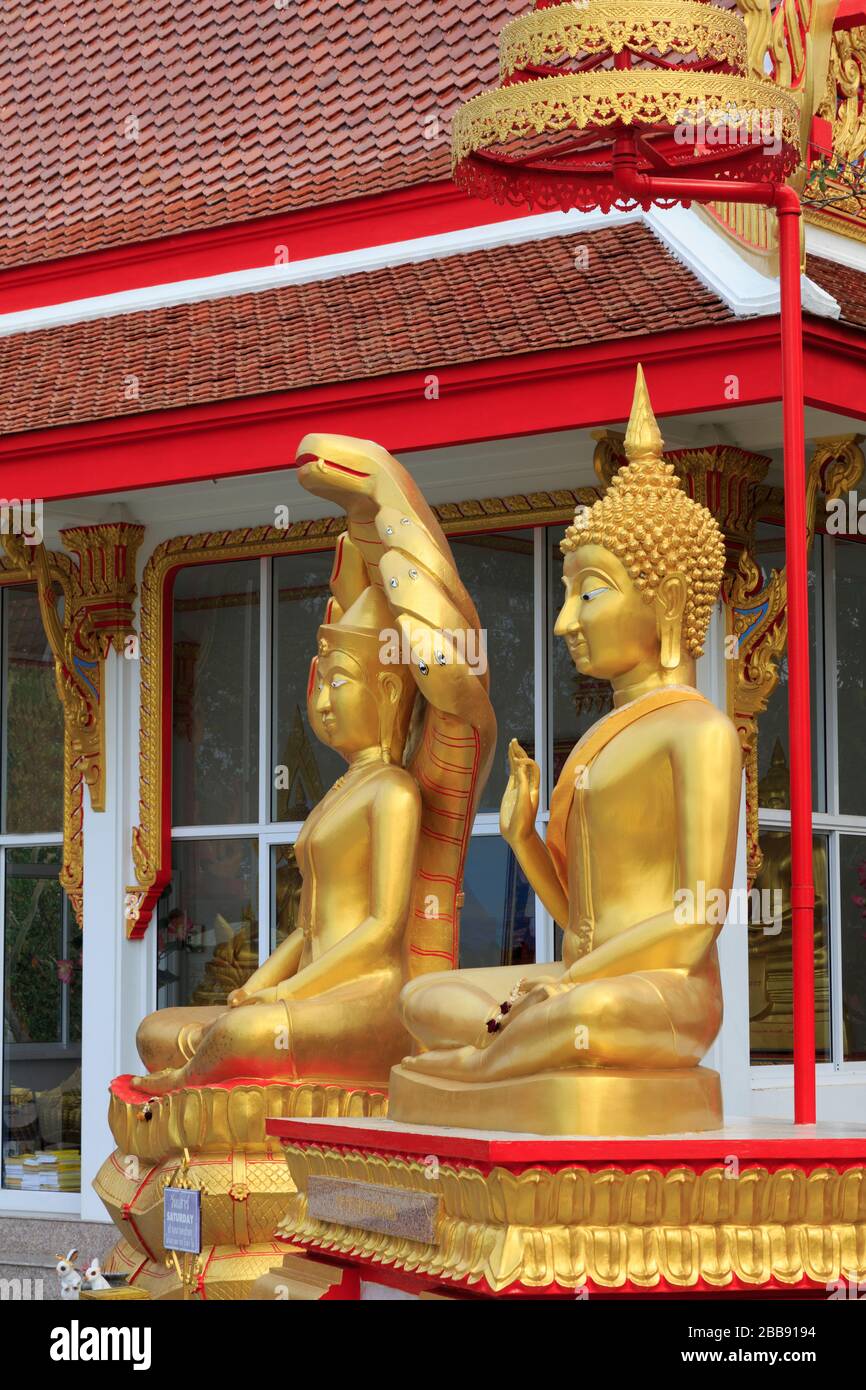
[0,183,529,315]
[1,317,864,503]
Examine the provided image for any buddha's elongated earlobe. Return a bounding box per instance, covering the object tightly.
[378,671,399,762]
[659,610,682,670]
[657,573,687,671]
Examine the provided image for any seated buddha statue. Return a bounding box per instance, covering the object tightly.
[389,367,742,1135]
[132,434,496,1096]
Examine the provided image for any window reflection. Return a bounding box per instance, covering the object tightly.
[172,560,259,826]
[271,843,303,953]
[449,531,535,812]
[3,584,63,834]
[458,836,535,968]
[748,824,830,1064]
[754,524,822,812]
[2,847,80,1192]
[835,539,866,817]
[157,839,258,1009]
[840,835,866,1061]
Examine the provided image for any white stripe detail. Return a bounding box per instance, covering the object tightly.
[0,208,636,337]
[0,200,845,338]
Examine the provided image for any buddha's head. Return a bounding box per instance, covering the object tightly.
[308,581,417,764]
[555,366,725,687]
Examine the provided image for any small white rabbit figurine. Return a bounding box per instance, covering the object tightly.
[83,1258,111,1291]
[55,1249,81,1301]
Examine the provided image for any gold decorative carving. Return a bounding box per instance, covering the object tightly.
[278,1142,866,1293]
[500,1,749,77]
[0,526,143,923]
[728,435,865,880]
[452,72,801,173]
[107,1078,387,1163]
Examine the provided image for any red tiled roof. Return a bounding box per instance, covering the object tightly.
[0,225,732,435]
[807,254,866,329]
[0,0,526,269]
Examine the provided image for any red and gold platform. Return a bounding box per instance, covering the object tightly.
[258,1115,866,1300]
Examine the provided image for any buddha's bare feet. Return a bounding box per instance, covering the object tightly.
[130,1066,184,1095]
[403,1045,485,1079]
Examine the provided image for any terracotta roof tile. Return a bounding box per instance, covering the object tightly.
[807,254,866,329]
[0,0,526,267]
[0,225,731,434]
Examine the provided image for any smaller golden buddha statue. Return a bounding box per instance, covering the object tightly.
[390,367,742,1136]
[130,434,496,1096]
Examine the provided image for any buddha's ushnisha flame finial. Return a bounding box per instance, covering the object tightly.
[624,363,664,464]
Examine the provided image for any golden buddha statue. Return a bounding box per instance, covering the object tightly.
[389,367,742,1136]
[131,434,496,1096]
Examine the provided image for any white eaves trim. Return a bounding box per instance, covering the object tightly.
[646,202,840,321]
[0,200,846,337]
[0,207,638,338]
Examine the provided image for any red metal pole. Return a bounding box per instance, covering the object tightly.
[611,146,816,1123]
[776,196,816,1125]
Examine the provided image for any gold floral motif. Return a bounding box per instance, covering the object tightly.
[501,1,749,78]
[0,529,144,923]
[278,1142,866,1293]
[452,72,801,170]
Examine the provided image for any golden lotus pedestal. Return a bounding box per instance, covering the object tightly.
[93,1075,387,1300]
[259,1114,866,1300]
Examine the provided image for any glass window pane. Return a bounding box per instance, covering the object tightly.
[272,551,343,821]
[839,833,866,1061]
[548,523,613,798]
[449,531,535,812]
[172,560,259,827]
[3,846,80,1193]
[748,829,830,1064]
[157,839,258,1009]
[458,835,535,968]
[835,538,866,817]
[755,525,823,812]
[3,584,63,834]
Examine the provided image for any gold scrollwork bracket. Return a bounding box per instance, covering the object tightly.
[1,524,145,925]
[728,434,865,881]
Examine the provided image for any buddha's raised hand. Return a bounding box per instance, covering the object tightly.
[500,739,540,847]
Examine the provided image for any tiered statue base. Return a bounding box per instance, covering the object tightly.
[389,1063,723,1135]
[93,1074,387,1300]
[259,1113,866,1299]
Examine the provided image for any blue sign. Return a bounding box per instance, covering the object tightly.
[164,1187,201,1255]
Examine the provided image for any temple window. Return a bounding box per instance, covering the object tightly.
[752,525,866,1067]
[0,584,74,1196]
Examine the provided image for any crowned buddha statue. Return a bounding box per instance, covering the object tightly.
[388,367,742,1136]
[131,435,496,1096]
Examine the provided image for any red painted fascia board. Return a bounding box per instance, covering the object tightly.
[0,183,529,316]
[265,1115,866,1164]
[0,317,862,504]
[834,0,866,29]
